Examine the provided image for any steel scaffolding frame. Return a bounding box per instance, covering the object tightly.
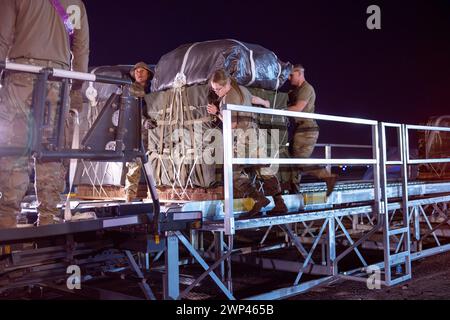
[1,61,449,299]
[162,105,450,300]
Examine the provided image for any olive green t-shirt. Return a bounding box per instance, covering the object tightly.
[288,81,319,131]
[0,0,89,72]
[220,85,256,130]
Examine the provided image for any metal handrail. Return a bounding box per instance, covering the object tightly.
[316,143,373,149]
[0,61,160,230]
[221,103,382,235]
[0,60,132,85]
[405,124,450,165]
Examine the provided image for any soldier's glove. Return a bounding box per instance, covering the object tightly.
[143,118,158,130]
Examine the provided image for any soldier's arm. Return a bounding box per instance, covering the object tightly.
[287,100,308,112]
[71,1,90,74]
[0,0,16,61]
[251,95,270,108]
[287,86,312,112]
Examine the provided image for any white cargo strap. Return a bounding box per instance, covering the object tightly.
[174,42,199,88]
[229,39,256,87]
[64,109,80,221]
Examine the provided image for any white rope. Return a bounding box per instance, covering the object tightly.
[80,160,102,196]
[173,42,199,89]
[183,155,199,195]
[159,154,183,199]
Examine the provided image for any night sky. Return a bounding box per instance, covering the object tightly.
[84,0,449,144]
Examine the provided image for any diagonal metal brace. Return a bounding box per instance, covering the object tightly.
[175,231,235,300]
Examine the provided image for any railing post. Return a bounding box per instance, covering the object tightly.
[325,144,332,173]
[164,232,180,300]
[31,69,51,155]
[222,106,235,236]
[379,123,392,285]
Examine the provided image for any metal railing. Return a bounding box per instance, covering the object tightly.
[0,60,132,160]
[0,61,161,230]
[221,104,382,235]
[316,143,373,172]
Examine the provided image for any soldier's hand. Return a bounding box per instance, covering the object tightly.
[143,118,158,129]
[207,104,219,115]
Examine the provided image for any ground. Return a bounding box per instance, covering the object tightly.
[292,251,450,300]
[2,246,450,300]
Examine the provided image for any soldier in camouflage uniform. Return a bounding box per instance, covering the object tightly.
[124,62,157,202]
[207,69,288,218]
[0,0,89,228]
[287,64,336,196]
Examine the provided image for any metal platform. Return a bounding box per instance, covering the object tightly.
[178,180,450,226]
[1,62,449,300]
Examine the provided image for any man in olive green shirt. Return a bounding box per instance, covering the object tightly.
[0,0,89,228]
[287,64,336,196]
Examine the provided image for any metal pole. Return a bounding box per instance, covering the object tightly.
[401,124,412,278]
[31,70,51,154]
[164,232,179,300]
[4,61,131,85]
[56,78,71,150]
[226,235,234,293]
[380,123,392,285]
[222,106,235,235]
[214,231,225,281]
[372,123,382,220]
[38,150,124,160]
[325,145,332,173]
[327,217,336,275]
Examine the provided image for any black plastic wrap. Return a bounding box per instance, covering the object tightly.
[151,39,292,92]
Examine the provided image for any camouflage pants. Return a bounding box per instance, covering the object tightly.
[124,126,149,202]
[0,58,68,228]
[232,128,281,198]
[125,161,142,202]
[289,130,331,185]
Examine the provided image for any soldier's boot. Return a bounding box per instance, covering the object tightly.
[36,214,58,226]
[240,191,270,219]
[125,190,136,203]
[267,194,288,216]
[324,174,337,197]
[0,215,18,229]
[290,182,301,194]
[290,172,302,194]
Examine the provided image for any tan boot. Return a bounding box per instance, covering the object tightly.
[267,194,288,216]
[37,214,57,226]
[324,174,337,197]
[240,192,270,219]
[0,216,17,229]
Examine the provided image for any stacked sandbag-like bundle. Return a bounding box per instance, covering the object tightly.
[145,40,292,199]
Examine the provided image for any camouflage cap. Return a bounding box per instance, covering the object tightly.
[130,62,154,80]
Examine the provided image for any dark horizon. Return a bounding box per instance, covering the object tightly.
[84,0,450,144]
